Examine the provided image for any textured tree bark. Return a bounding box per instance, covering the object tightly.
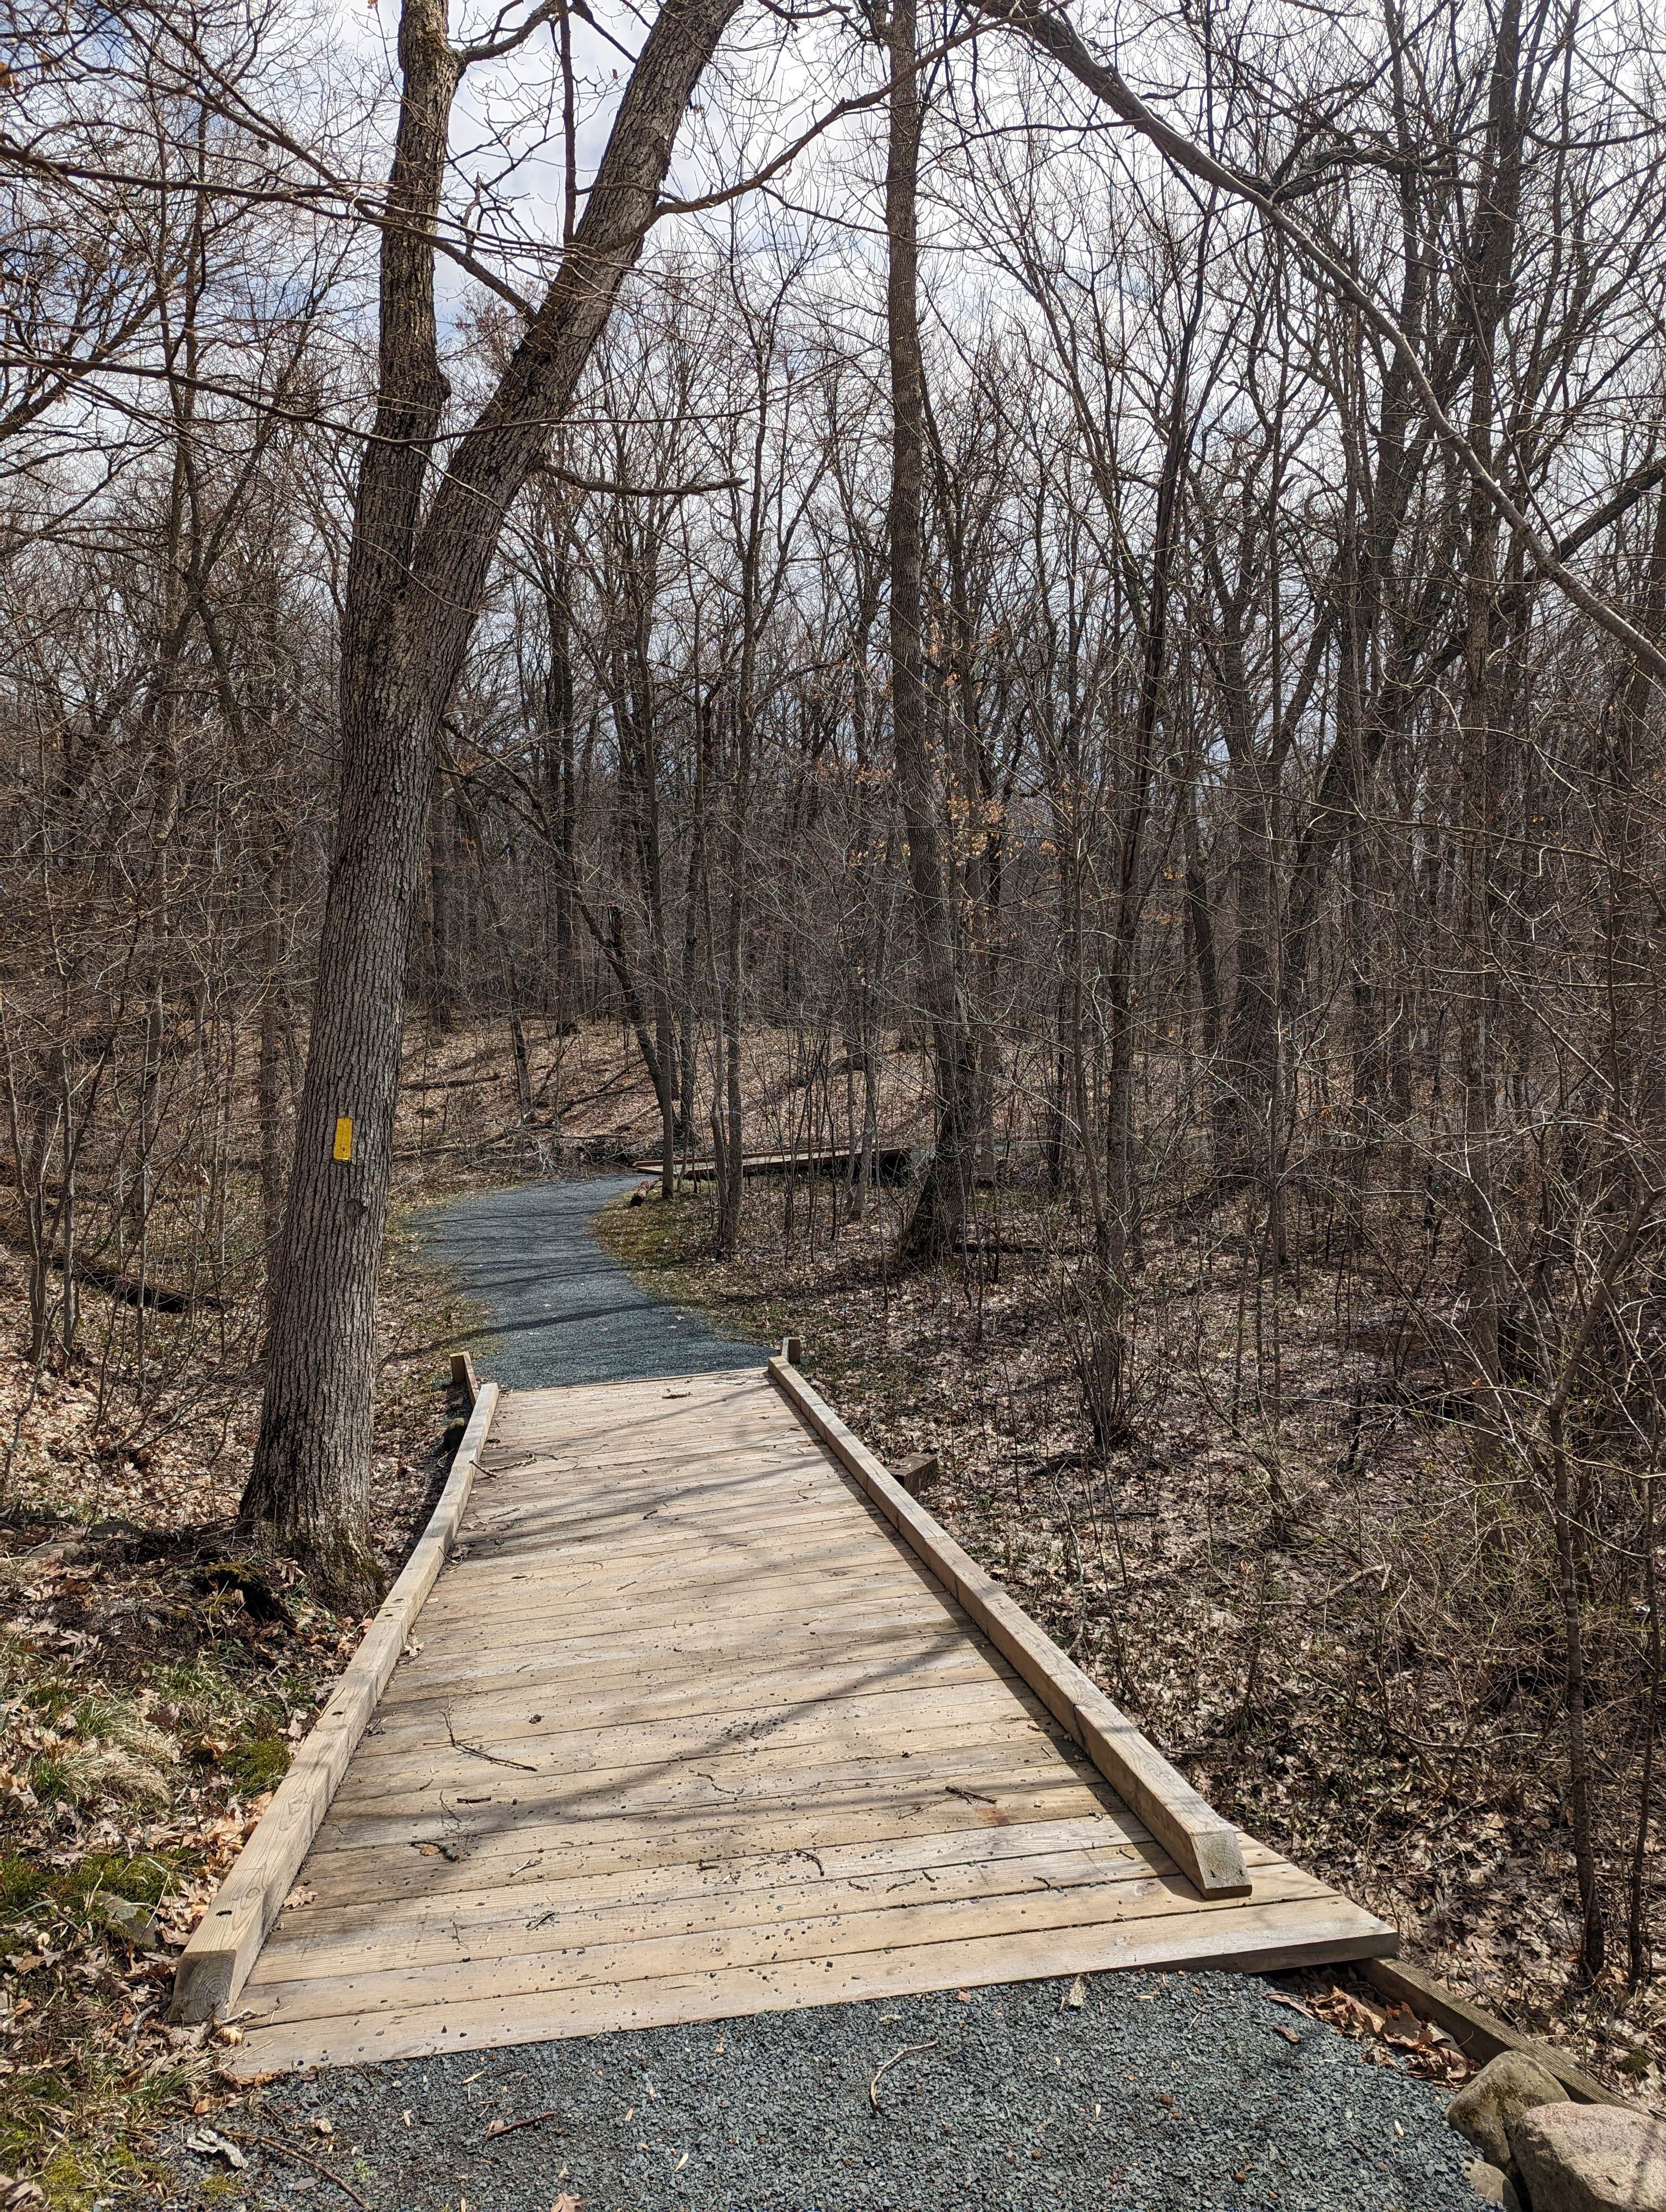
[256,855,290,1274]
[537,526,579,1032]
[1453,0,1524,1400]
[886,0,974,1263]
[241,0,740,1598]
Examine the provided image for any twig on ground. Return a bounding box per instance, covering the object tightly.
[484,2108,564,2142]
[445,1711,537,1772]
[223,2131,369,2209]
[869,2038,939,2113]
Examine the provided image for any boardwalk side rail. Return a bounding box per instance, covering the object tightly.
[767,1351,1252,1900]
[171,1365,498,2024]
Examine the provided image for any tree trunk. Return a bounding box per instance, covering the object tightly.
[242,0,739,1597]
[886,0,973,1262]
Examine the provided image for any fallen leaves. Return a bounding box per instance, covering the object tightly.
[1303,1979,1470,2084]
[183,2126,246,2169]
[0,1228,465,2199]
[606,1178,1659,2097]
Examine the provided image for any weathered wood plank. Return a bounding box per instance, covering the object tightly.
[218,1364,1392,2073]
[170,1379,499,2025]
[248,1855,1339,2024]
[225,1899,1392,2075]
[265,1816,1232,1954]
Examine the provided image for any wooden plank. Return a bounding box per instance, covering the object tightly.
[767,1356,1253,1899]
[377,1589,969,1662]
[356,1669,1030,1757]
[456,1499,879,1549]
[410,1567,950,1637]
[226,1899,1392,2076]
[439,1527,928,1589]
[365,1618,992,1705]
[297,1767,1114,1874]
[248,1854,1340,2024]
[259,1836,1256,1983]
[170,1377,499,2025]
[477,1442,805,1480]
[405,1534,933,1592]
[265,1815,1219,1952]
[294,1780,1130,1904]
[366,1637,1015,1721]
[264,1830,1295,1983]
[629,1142,915,1181]
[323,1732,1099,1830]
[330,1706,1072,1814]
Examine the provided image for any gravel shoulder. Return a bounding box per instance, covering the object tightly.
[176,1181,1471,2211]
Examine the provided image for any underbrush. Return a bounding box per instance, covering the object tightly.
[0,1212,480,2205]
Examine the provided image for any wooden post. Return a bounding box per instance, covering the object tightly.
[766,1354,1256,1899]
[896,1451,938,1498]
[781,1334,803,1367]
[450,1350,479,1404]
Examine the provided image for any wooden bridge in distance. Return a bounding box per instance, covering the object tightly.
[181,1358,1393,2074]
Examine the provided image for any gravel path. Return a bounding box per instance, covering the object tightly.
[414,1175,762,1389]
[188,1971,1475,2211]
[177,1179,1472,2211]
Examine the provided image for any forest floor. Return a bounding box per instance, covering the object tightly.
[0,1211,484,2205]
[597,1172,1666,2112]
[3,1013,1661,2203]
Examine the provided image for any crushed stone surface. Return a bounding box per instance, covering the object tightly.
[414,1175,761,1390]
[181,1971,1475,2210]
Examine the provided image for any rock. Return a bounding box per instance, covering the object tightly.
[91,1892,158,1947]
[1448,2050,1567,2169]
[1510,2101,1666,2211]
[1465,2158,1522,2208]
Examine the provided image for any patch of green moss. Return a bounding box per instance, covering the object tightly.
[39,2134,157,2211]
[0,1853,49,1915]
[221,1735,290,1793]
[65,1851,177,1909]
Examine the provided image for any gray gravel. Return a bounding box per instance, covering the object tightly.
[175,1181,1472,2210]
[414,1175,762,1390]
[188,1970,1476,2211]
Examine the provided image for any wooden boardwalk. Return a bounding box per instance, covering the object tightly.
[632,1140,914,1181]
[220,1368,1391,2075]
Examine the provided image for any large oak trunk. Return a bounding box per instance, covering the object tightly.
[240,0,740,1599]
